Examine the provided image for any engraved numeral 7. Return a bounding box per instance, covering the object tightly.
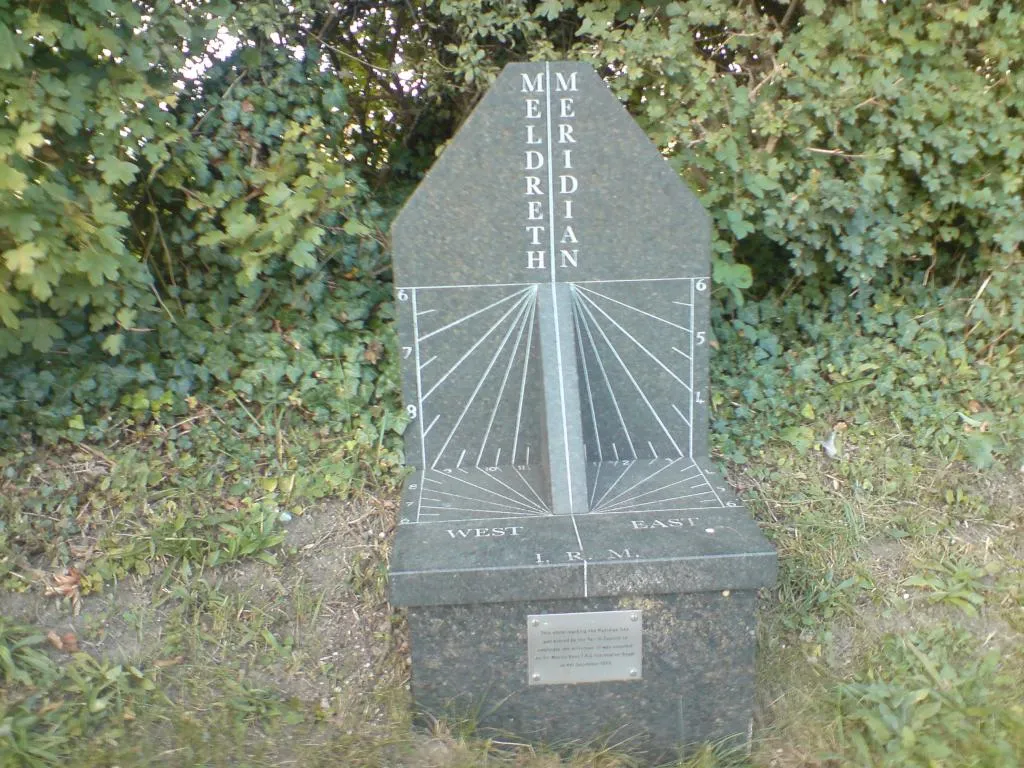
[402,346,413,358]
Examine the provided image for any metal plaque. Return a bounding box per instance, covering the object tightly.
[527,610,642,685]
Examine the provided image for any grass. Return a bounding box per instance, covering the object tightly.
[2,346,1022,766]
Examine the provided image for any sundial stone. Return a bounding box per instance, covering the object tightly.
[389,62,776,761]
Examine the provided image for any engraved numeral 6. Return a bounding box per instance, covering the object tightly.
[407,404,417,419]
[695,279,708,291]
[397,289,409,301]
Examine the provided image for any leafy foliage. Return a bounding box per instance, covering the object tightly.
[2,4,1021,765]
[839,629,1023,766]
[0,618,156,767]
[707,277,1023,468]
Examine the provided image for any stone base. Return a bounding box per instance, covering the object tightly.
[406,591,760,763]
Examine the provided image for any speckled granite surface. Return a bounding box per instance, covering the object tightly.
[408,591,761,762]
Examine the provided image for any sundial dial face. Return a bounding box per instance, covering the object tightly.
[388,63,764,603]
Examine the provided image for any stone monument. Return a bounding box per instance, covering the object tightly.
[388,61,776,761]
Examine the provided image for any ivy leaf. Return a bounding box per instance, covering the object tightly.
[0,292,22,328]
[21,318,62,352]
[0,211,40,240]
[3,242,45,274]
[97,156,139,185]
[14,122,45,156]
[225,209,259,240]
[0,163,27,191]
[101,333,125,356]
[287,240,317,269]
[82,248,123,285]
[713,260,754,291]
[262,183,292,207]
[724,209,754,239]
[780,426,815,456]
[0,23,23,69]
[536,0,565,20]
[342,218,371,236]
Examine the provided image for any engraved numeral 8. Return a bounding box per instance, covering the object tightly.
[406,404,417,419]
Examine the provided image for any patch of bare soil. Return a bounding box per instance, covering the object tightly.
[216,495,409,713]
[0,493,409,720]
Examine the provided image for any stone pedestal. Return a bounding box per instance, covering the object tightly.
[387,61,777,763]
[389,462,776,760]
[406,592,760,760]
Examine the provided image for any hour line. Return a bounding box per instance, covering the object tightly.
[572,291,636,457]
[432,470,548,512]
[430,295,535,468]
[589,461,602,507]
[599,491,717,512]
[591,460,635,511]
[420,505,546,517]
[512,465,550,511]
[598,472,707,510]
[576,284,692,332]
[476,468,548,511]
[573,300,604,463]
[671,403,691,428]
[477,287,536,466]
[419,287,530,342]
[422,290,532,401]
[510,285,538,464]
[693,462,726,507]
[424,488,541,513]
[595,457,685,510]
[576,289,691,390]
[576,295,683,456]
[449,465,550,511]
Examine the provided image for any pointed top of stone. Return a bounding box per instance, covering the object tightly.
[392,62,709,288]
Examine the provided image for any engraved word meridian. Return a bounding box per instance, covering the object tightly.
[522,70,579,272]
